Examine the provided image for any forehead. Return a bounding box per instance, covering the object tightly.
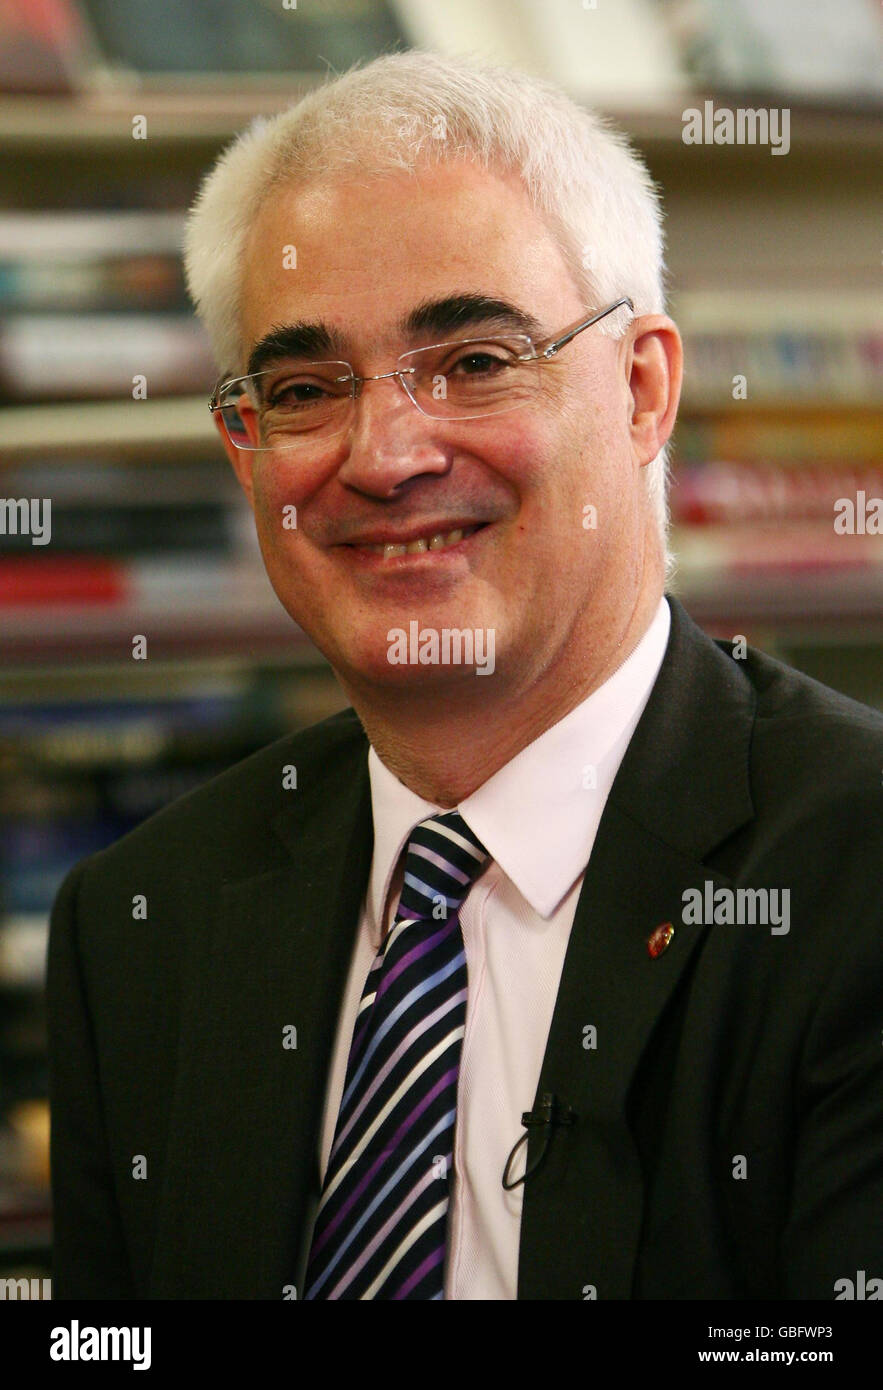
[238,159,581,359]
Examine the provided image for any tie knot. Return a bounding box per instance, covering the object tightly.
[394,810,488,924]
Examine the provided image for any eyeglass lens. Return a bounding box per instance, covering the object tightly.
[216,337,542,449]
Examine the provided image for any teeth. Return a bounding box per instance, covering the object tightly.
[361,525,479,557]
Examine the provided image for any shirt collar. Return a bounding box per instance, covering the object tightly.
[366,595,671,938]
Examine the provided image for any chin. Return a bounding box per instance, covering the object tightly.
[328,633,500,690]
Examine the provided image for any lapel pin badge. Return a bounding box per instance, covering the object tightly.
[647,922,675,959]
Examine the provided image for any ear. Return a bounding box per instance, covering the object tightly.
[212,412,256,507]
[622,315,683,467]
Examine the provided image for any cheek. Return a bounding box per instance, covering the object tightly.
[250,483,288,562]
[252,451,305,502]
[480,414,551,494]
[250,456,321,548]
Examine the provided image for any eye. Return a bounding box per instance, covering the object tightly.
[447,348,514,377]
[267,375,340,408]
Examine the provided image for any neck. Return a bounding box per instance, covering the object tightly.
[339,547,666,808]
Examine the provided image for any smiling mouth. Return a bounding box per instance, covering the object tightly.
[343,523,488,558]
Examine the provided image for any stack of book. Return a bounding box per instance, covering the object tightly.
[0,211,212,401]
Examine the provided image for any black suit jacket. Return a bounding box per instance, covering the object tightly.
[46,596,883,1299]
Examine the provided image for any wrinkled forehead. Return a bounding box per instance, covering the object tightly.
[237,160,583,366]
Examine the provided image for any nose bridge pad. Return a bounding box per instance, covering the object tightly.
[395,368,419,405]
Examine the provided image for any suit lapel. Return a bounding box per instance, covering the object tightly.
[150,727,373,1298]
[518,598,756,1298]
[150,597,757,1300]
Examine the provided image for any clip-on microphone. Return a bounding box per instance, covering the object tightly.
[502,1092,576,1190]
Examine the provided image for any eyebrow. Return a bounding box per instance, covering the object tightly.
[244,294,547,377]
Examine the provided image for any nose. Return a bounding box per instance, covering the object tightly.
[336,373,452,498]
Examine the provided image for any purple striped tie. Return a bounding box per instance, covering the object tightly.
[303,810,489,1300]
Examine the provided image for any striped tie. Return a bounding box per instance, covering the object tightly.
[303,810,489,1300]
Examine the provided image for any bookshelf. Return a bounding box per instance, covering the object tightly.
[3,396,214,456]
[1,0,881,1282]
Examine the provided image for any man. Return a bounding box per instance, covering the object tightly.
[48,51,882,1300]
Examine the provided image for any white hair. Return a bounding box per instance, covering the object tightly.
[183,50,674,570]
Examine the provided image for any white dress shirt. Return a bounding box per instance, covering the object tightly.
[317,595,671,1299]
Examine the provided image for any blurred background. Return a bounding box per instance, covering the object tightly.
[0,0,880,1287]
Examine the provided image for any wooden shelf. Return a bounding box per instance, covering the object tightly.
[0,83,317,146]
[679,396,883,415]
[1,393,879,464]
[1,90,880,155]
[0,396,215,460]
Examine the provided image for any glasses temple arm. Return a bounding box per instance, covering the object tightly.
[539,296,634,359]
